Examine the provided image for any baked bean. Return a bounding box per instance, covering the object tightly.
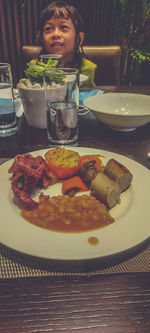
[21,194,114,233]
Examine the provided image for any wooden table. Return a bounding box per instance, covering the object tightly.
[0,86,150,332]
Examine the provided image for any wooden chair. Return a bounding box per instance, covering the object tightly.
[22,45,121,85]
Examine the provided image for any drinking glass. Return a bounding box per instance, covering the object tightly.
[44,68,79,145]
[40,54,63,67]
[0,63,17,137]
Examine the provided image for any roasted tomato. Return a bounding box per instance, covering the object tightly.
[45,147,81,179]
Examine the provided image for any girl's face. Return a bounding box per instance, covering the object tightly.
[42,16,84,66]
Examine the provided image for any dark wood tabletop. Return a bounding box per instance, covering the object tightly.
[0,86,150,333]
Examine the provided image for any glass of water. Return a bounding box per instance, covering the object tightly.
[40,54,63,67]
[44,68,79,145]
[0,63,17,137]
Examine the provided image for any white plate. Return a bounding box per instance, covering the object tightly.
[79,74,88,86]
[66,74,88,86]
[0,147,150,261]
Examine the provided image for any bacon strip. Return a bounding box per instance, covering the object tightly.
[9,154,57,210]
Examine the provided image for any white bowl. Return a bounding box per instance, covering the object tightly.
[83,92,150,131]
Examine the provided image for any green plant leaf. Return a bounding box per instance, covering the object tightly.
[46,58,58,67]
[112,0,150,84]
[24,59,65,84]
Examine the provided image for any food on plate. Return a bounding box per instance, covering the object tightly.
[79,154,103,186]
[88,236,99,246]
[45,147,81,179]
[62,176,88,196]
[80,154,103,171]
[8,153,57,209]
[91,172,121,209]
[21,193,114,232]
[79,160,99,185]
[104,158,133,192]
[8,148,133,233]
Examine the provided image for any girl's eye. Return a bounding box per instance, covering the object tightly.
[43,26,53,32]
[61,25,69,31]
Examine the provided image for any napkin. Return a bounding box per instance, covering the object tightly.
[0,98,10,103]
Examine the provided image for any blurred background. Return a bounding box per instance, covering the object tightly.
[0,0,150,86]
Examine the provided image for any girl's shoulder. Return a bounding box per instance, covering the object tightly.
[82,57,97,70]
[80,57,97,88]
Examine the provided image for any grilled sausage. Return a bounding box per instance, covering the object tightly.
[91,172,121,209]
[104,159,133,192]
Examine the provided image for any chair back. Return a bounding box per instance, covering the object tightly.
[22,45,121,85]
[83,45,121,85]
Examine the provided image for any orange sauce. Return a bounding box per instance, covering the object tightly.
[88,237,99,246]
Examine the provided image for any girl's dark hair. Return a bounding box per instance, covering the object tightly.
[37,0,84,68]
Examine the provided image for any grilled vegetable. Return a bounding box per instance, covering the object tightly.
[79,160,98,184]
[80,155,103,171]
[62,176,88,196]
[45,148,81,179]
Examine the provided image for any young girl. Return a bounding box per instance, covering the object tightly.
[37,0,97,88]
